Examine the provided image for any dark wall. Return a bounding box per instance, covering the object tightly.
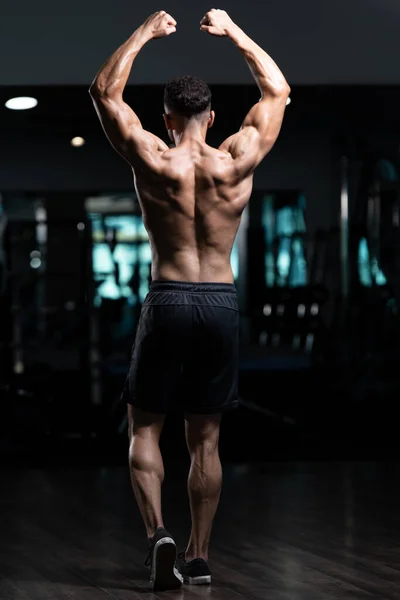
[1,0,400,85]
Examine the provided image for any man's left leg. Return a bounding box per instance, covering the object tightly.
[128,405,165,540]
[128,405,183,589]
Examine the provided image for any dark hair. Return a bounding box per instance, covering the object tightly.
[164,75,211,119]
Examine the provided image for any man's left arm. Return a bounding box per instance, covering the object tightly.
[89,11,176,167]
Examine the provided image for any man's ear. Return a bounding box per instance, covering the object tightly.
[163,114,172,130]
[208,110,215,129]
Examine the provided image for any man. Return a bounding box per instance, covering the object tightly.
[90,8,290,590]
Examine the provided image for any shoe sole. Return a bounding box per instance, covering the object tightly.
[184,575,212,585]
[151,537,183,590]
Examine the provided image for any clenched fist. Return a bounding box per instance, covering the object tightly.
[200,9,235,37]
[142,11,177,39]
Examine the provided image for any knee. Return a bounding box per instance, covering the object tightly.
[128,433,143,469]
[186,414,221,459]
[128,437,137,466]
[189,438,219,460]
[128,433,164,476]
[128,434,147,467]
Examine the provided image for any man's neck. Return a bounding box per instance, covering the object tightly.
[175,120,207,146]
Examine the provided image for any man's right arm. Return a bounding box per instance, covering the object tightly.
[201,10,290,176]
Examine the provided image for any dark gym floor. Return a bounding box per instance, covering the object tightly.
[1,460,400,600]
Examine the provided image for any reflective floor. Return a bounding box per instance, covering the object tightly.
[1,461,400,599]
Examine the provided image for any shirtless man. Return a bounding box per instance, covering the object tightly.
[90,8,290,590]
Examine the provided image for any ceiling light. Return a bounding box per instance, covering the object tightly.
[71,136,86,147]
[5,96,38,111]
[286,97,292,106]
[30,258,41,269]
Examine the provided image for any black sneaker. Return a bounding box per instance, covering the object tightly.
[145,528,183,590]
[178,553,212,585]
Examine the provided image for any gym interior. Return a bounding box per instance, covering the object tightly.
[1,3,400,598]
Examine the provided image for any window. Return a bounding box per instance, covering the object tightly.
[262,193,307,287]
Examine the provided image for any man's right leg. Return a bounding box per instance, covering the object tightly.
[185,413,222,562]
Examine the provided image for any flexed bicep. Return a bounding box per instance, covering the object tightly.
[89,12,174,167]
[212,10,290,176]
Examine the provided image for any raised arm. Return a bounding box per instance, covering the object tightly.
[89,12,176,168]
[200,9,290,176]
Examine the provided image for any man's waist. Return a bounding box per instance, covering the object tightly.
[149,279,237,295]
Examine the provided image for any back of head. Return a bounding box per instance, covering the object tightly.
[164,75,211,119]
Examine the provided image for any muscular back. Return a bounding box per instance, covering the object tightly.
[90,9,290,283]
[133,141,252,283]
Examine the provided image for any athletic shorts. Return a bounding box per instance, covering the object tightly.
[121,280,240,414]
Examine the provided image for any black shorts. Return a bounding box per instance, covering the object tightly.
[121,280,239,415]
